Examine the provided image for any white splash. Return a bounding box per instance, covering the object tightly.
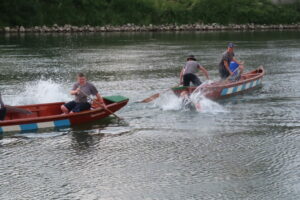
[7,79,71,105]
[190,89,226,114]
[154,82,227,114]
[154,91,182,111]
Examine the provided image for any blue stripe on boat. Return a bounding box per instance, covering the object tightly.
[0,127,3,134]
[241,83,246,91]
[20,123,38,131]
[221,88,228,96]
[54,119,70,128]
[232,86,238,93]
[249,81,254,88]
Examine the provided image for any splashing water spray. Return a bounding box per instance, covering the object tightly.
[155,80,226,114]
[7,79,71,105]
[189,81,226,113]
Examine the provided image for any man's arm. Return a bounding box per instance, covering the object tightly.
[70,88,80,95]
[199,66,209,80]
[232,57,244,65]
[95,93,106,108]
[223,60,232,75]
[70,84,80,95]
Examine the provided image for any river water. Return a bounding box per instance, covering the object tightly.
[0,31,300,200]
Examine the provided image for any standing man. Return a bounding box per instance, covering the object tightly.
[61,73,106,114]
[219,43,243,79]
[180,55,209,86]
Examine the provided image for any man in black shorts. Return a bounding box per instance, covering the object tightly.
[180,55,209,86]
[61,73,106,114]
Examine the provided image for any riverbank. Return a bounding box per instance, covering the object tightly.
[1,23,300,33]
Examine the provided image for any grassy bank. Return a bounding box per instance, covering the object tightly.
[1,0,300,27]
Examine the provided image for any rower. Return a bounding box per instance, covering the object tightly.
[61,73,106,114]
[180,55,209,87]
[0,93,7,120]
[219,43,244,80]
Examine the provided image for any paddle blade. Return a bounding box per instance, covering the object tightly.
[140,93,160,103]
[5,105,32,115]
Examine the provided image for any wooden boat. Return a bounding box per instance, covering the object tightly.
[172,66,265,100]
[0,95,129,134]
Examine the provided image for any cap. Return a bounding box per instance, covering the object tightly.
[228,43,236,48]
[187,55,197,61]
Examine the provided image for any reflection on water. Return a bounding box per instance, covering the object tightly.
[0,31,300,200]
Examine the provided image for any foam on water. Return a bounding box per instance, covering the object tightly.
[154,82,227,114]
[154,91,182,111]
[190,89,227,114]
[7,79,71,105]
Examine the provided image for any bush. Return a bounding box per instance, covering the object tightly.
[0,0,300,27]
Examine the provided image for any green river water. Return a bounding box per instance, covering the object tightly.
[0,31,300,200]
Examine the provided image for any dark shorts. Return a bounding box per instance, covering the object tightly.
[0,107,6,121]
[219,66,230,79]
[64,101,91,113]
[183,73,202,86]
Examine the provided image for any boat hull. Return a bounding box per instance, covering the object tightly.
[0,95,129,134]
[172,66,265,100]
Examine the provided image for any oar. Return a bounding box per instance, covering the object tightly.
[78,89,123,120]
[140,89,169,103]
[92,99,123,120]
[139,85,179,103]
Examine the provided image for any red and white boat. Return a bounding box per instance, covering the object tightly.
[0,95,129,134]
[172,66,265,100]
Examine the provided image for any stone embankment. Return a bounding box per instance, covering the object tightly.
[1,23,300,33]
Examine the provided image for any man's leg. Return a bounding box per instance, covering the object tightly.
[72,102,91,113]
[183,74,191,86]
[220,68,230,80]
[61,101,76,114]
[190,74,202,86]
[78,102,91,112]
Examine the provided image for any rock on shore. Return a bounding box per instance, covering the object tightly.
[1,23,300,33]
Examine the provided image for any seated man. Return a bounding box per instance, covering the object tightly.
[0,93,6,120]
[61,73,106,114]
[180,55,209,86]
[228,61,244,81]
